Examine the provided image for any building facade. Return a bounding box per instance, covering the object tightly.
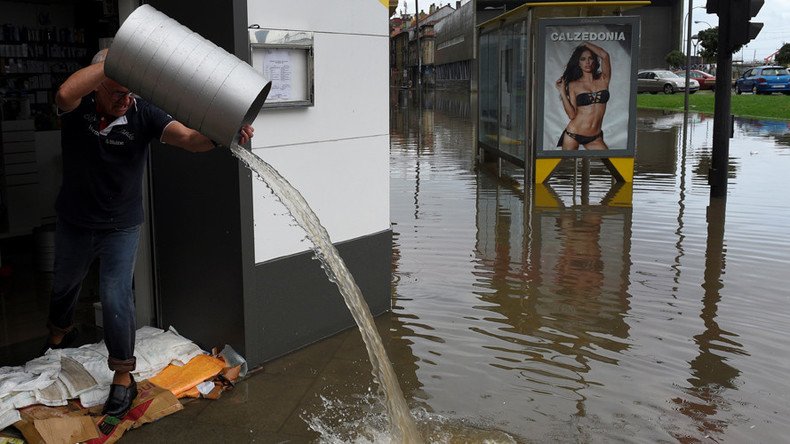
[392,0,683,91]
[434,1,475,88]
[0,0,392,369]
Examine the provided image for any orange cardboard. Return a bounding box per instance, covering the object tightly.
[149,354,225,397]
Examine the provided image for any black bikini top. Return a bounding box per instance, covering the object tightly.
[575,89,610,106]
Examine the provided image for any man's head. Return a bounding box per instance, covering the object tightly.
[92,49,108,64]
[92,49,133,117]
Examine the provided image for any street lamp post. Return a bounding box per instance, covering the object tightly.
[415,0,421,90]
[691,34,699,58]
[684,1,695,112]
[683,5,707,113]
[683,6,706,54]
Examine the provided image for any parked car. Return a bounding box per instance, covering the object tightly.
[734,66,790,95]
[673,69,716,90]
[637,69,699,94]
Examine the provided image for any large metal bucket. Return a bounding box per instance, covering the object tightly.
[104,4,271,147]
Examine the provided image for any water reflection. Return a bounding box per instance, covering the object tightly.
[390,91,790,442]
[735,117,790,151]
[473,177,633,419]
[636,110,742,181]
[671,197,749,441]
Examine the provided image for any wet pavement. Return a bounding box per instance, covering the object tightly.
[123,327,373,442]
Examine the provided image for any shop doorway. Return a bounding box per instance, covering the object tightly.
[0,0,154,365]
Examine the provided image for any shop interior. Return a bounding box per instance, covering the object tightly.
[0,0,122,365]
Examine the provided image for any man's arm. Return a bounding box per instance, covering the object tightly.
[55,62,106,113]
[161,121,254,153]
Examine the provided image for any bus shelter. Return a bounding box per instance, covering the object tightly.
[477,1,648,184]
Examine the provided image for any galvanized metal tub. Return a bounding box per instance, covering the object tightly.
[105,4,271,147]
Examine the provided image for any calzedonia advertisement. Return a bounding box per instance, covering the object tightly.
[536,17,640,158]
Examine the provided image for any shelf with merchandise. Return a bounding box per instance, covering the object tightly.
[0,25,95,130]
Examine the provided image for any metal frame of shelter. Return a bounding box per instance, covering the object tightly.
[476,1,650,185]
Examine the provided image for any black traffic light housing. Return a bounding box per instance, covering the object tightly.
[706,0,764,52]
[729,0,763,50]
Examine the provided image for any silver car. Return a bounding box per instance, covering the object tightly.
[637,69,699,94]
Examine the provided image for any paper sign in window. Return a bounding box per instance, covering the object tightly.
[262,49,292,101]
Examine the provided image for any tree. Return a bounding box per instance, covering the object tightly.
[698,26,747,61]
[777,43,790,67]
[665,50,686,68]
[698,27,719,61]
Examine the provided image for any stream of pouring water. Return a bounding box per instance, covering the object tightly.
[230,144,422,443]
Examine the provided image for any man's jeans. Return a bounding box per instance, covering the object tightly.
[48,220,141,372]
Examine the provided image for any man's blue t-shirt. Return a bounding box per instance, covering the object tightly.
[55,93,174,229]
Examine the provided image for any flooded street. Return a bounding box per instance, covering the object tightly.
[388,89,790,442]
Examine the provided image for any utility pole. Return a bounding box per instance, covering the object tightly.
[415,0,421,90]
[710,0,733,198]
[707,0,764,197]
[683,0,693,113]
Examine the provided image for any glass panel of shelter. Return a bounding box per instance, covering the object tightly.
[479,32,498,149]
[498,22,528,162]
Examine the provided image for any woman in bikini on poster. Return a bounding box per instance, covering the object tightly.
[555,41,611,150]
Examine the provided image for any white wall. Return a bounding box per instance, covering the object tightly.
[247,0,391,263]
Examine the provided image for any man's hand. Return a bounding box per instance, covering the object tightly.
[238,124,254,145]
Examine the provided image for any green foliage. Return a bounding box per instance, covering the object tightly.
[698,27,719,61]
[777,43,790,67]
[665,50,686,68]
[637,91,790,121]
[697,27,746,61]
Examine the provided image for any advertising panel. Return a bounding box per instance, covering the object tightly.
[536,17,640,158]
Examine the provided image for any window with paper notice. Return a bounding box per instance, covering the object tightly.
[252,47,311,106]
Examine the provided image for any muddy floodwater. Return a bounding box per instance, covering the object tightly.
[383,89,790,442]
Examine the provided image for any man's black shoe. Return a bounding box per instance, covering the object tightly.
[39,328,79,356]
[101,374,138,418]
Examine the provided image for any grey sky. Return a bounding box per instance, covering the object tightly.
[688,0,790,62]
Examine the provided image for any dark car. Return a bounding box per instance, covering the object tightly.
[674,69,716,90]
[734,66,790,95]
[637,69,699,94]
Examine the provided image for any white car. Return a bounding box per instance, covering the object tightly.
[637,70,700,94]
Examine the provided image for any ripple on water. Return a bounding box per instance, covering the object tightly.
[386,99,790,441]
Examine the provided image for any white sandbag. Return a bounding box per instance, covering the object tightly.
[58,357,98,397]
[5,390,36,409]
[34,380,69,407]
[78,385,109,408]
[0,408,21,431]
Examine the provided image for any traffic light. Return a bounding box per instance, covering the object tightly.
[728,0,763,51]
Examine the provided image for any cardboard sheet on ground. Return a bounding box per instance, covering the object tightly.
[14,380,181,444]
[148,355,226,398]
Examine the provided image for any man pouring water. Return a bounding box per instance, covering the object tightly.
[40,48,254,418]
